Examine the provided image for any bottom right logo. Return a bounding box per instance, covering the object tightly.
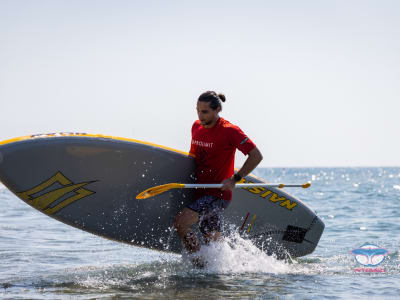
[351,243,388,273]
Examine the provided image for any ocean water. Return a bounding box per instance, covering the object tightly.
[1,167,399,299]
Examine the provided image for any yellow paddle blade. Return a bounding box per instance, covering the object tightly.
[302,182,311,188]
[136,183,185,199]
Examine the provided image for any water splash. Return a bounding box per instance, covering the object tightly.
[185,232,291,274]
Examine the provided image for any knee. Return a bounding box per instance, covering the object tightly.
[173,208,199,233]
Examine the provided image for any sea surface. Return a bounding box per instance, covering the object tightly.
[1,167,399,299]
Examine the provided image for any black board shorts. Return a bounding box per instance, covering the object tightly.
[187,195,230,234]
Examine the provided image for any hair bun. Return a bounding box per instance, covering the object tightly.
[218,93,226,102]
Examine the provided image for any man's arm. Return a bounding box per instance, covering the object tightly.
[221,147,263,191]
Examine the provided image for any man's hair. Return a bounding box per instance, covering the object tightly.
[198,91,226,110]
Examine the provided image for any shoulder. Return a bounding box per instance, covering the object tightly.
[219,118,242,132]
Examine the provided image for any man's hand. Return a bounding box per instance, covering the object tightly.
[221,177,236,191]
[220,147,263,192]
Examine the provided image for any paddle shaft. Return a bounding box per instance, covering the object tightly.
[183,183,306,188]
[136,182,311,199]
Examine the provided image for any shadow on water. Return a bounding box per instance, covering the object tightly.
[40,260,300,299]
[1,249,313,299]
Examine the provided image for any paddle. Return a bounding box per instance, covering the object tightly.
[136,182,311,199]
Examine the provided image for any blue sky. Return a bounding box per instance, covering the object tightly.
[1,0,399,167]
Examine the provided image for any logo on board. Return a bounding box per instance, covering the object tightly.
[17,172,96,215]
[239,178,297,211]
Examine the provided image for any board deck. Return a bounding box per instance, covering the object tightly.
[0,133,324,258]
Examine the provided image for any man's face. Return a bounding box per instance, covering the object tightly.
[196,101,220,128]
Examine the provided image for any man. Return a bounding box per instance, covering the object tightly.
[173,91,263,256]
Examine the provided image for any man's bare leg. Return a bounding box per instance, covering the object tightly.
[173,208,200,253]
[203,231,221,245]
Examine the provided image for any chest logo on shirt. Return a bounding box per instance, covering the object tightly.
[191,140,214,148]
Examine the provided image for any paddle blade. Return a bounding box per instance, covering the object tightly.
[136,183,185,199]
[302,182,311,188]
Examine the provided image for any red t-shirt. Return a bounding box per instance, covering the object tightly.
[190,117,256,201]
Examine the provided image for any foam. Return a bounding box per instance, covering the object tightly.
[187,232,291,274]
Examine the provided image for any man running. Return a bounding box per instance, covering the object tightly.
[173,91,263,255]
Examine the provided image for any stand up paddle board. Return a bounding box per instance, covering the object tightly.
[0,133,324,258]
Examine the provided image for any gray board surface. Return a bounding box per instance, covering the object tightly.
[0,134,324,258]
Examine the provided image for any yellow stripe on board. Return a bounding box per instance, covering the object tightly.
[0,132,192,157]
[246,214,257,233]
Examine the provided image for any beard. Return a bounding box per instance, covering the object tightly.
[201,119,212,126]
